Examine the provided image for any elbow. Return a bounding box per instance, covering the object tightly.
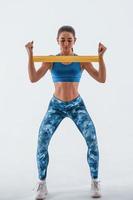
[98,75,106,83]
[30,78,37,83]
[100,79,106,83]
[30,80,35,83]
[97,77,106,83]
[96,72,106,83]
[29,75,37,83]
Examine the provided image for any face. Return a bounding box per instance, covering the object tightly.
[57,31,76,53]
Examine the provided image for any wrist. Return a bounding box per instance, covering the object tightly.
[28,52,33,58]
[99,54,104,61]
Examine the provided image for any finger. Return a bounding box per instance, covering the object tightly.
[101,44,106,49]
[99,45,103,51]
[99,42,106,48]
[25,44,29,48]
[99,42,102,46]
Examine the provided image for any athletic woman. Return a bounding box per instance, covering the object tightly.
[25,25,107,199]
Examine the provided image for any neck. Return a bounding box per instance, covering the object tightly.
[60,50,74,56]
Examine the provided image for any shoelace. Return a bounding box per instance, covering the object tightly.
[93,181,100,190]
[37,183,45,191]
[32,182,44,191]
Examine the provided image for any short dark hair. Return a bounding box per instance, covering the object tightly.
[57,25,76,39]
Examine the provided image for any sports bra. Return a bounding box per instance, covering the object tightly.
[50,53,83,82]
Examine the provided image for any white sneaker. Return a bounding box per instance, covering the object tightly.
[90,179,101,198]
[35,180,48,200]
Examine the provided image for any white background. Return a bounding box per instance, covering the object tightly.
[0,0,133,199]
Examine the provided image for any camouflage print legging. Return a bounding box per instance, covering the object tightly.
[36,94,99,180]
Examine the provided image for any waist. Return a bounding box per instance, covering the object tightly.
[51,94,83,108]
[53,82,79,101]
[53,92,80,102]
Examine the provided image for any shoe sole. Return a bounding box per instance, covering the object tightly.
[91,195,101,198]
[35,192,48,200]
[35,195,47,200]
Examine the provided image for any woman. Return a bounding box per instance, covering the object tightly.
[25,25,107,199]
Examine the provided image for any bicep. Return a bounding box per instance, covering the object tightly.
[82,62,99,81]
[35,62,51,81]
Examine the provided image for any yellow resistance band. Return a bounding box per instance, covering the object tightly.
[33,55,99,62]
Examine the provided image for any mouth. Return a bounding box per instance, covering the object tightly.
[63,47,70,50]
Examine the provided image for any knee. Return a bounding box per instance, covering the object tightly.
[38,127,51,146]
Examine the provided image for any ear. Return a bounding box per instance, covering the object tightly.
[57,38,59,44]
[74,37,77,43]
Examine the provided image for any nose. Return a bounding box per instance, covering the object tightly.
[64,41,69,46]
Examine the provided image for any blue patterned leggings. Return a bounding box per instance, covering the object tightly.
[36,94,99,180]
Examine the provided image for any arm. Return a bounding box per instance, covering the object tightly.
[27,53,37,82]
[34,62,52,82]
[25,41,51,82]
[82,42,107,83]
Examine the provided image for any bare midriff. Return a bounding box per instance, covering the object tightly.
[53,82,80,102]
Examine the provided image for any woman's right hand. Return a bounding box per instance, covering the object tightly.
[25,41,34,57]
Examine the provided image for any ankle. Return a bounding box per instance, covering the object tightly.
[38,179,46,184]
[92,178,99,182]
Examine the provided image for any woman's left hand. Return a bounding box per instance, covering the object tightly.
[98,42,107,57]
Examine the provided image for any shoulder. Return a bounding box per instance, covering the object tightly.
[80,62,86,70]
[41,54,55,71]
[80,62,92,70]
[41,62,53,70]
[73,53,83,70]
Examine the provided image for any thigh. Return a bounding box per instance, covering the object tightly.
[69,100,96,139]
[38,101,65,140]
